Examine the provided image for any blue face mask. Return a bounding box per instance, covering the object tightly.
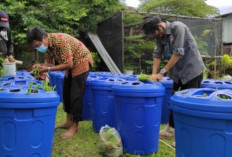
[36,44,48,53]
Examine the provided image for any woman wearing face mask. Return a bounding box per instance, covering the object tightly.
[27,26,93,139]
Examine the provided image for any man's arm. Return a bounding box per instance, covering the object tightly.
[152,57,161,75]
[162,54,181,72]
[39,60,73,73]
[152,39,164,74]
[39,42,73,73]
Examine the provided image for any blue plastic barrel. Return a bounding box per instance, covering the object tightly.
[91,72,128,79]
[201,79,232,90]
[48,72,55,87]
[50,71,58,93]
[0,79,41,88]
[94,72,112,77]
[171,88,232,157]
[56,72,64,102]
[54,72,60,94]
[49,71,64,102]
[59,74,64,102]
[91,78,125,132]
[1,75,35,82]
[16,70,32,76]
[125,74,139,81]
[112,81,165,155]
[82,76,101,120]
[0,86,60,157]
[159,77,173,124]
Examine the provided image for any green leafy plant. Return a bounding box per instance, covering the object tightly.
[217,94,231,100]
[91,52,101,71]
[221,54,232,67]
[27,82,41,94]
[33,84,41,93]
[124,34,155,74]
[139,0,219,17]
[138,73,150,81]
[0,53,5,77]
[26,82,34,94]
[42,81,56,92]
[123,12,143,26]
[202,93,207,97]
[32,67,40,77]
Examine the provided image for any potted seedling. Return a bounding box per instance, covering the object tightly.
[31,67,46,80]
[42,81,56,92]
[27,82,41,94]
[138,74,150,82]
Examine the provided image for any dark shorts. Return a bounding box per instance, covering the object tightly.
[63,70,89,122]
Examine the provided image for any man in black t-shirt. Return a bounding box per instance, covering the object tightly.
[0,10,14,63]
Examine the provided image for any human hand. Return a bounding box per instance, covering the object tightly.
[39,65,48,73]
[32,64,41,69]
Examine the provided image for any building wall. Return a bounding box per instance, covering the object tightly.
[223,14,232,44]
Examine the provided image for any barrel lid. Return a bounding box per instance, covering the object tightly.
[125,74,139,81]
[86,76,101,85]
[91,72,127,79]
[91,78,125,89]
[171,88,232,117]
[17,70,31,76]
[112,81,165,97]
[0,79,41,87]
[160,77,173,87]
[0,75,35,82]
[201,79,232,89]
[0,86,60,105]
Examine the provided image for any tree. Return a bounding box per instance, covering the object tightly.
[0,0,124,46]
[139,0,219,17]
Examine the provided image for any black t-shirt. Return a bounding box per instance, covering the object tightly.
[0,27,13,57]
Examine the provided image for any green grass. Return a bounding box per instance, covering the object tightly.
[52,104,175,157]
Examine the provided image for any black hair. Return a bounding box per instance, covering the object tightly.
[142,17,161,35]
[27,26,48,44]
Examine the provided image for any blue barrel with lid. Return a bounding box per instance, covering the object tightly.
[0,86,60,157]
[112,81,165,155]
[171,88,232,157]
[82,75,101,120]
[50,71,64,95]
[59,74,64,102]
[125,74,139,81]
[0,79,42,88]
[91,77,125,132]
[17,70,32,76]
[48,72,55,87]
[1,75,35,82]
[91,72,128,79]
[57,72,65,102]
[159,77,173,124]
[54,72,60,94]
[201,79,232,90]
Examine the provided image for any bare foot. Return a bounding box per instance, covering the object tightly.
[55,121,73,129]
[61,123,78,139]
[55,114,72,129]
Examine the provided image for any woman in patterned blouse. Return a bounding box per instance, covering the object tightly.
[27,26,93,138]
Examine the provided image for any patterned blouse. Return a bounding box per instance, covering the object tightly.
[45,33,93,77]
